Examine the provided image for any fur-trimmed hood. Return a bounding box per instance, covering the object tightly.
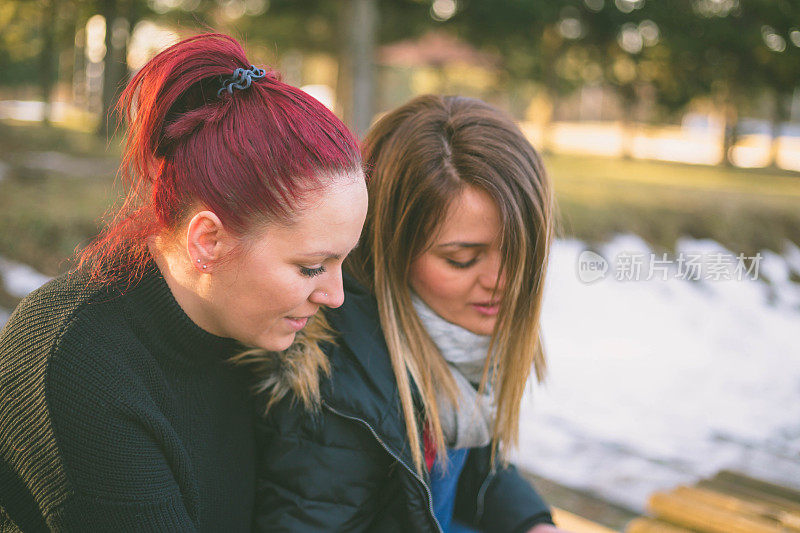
[230,312,335,413]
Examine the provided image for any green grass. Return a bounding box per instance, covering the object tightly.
[545,153,800,255]
[0,121,122,275]
[0,120,798,279]
[0,119,124,159]
[0,176,120,275]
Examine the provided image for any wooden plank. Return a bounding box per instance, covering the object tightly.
[672,486,800,532]
[647,490,786,533]
[625,517,694,533]
[698,478,800,515]
[711,470,800,502]
[552,507,618,533]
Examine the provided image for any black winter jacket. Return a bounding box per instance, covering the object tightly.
[254,275,552,532]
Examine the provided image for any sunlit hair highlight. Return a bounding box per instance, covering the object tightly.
[348,95,554,474]
[78,33,361,285]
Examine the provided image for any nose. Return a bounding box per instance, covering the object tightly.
[308,269,346,309]
[478,252,505,294]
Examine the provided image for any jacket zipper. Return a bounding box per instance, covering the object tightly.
[322,402,443,533]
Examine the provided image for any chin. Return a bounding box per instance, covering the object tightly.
[255,332,297,352]
[470,325,495,336]
[466,317,497,336]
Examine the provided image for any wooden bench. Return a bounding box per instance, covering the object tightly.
[626,470,800,533]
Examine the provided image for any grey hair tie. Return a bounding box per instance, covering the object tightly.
[218,65,267,96]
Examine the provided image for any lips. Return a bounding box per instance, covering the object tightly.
[471,301,501,316]
[284,316,311,331]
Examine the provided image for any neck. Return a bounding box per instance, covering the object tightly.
[147,239,226,339]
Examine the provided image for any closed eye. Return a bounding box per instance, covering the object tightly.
[299,265,326,278]
[446,257,478,269]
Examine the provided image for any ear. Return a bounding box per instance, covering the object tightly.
[186,210,232,273]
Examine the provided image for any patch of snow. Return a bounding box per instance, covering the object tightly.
[0,100,86,122]
[21,151,118,178]
[0,256,50,298]
[785,240,800,276]
[0,100,50,121]
[515,236,800,512]
[760,249,791,284]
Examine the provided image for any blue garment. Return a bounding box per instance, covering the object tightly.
[429,447,478,532]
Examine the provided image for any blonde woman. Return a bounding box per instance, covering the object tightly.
[252,95,564,532]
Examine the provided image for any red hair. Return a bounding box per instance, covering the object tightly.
[79,33,361,284]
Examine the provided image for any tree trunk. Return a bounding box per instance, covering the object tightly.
[539,27,565,155]
[336,1,352,125]
[620,93,636,160]
[768,92,787,169]
[39,0,59,125]
[348,0,377,138]
[620,82,642,160]
[721,102,739,167]
[96,0,119,137]
[541,66,559,155]
[73,24,87,110]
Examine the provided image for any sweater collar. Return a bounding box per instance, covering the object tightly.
[124,261,244,365]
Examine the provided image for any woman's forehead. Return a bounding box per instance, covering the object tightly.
[251,177,367,255]
[435,186,501,244]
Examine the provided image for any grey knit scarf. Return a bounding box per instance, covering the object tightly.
[411,293,495,450]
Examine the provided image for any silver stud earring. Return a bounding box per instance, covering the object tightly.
[196,259,201,263]
[202,265,207,269]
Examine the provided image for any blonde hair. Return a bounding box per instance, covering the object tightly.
[347,95,554,474]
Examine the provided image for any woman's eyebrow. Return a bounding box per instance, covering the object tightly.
[436,241,487,249]
[296,250,343,260]
[296,239,362,260]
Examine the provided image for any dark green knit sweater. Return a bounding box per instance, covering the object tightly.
[0,263,256,532]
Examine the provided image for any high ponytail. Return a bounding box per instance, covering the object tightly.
[79,33,361,285]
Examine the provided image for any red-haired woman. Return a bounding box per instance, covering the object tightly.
[0,34,366,531]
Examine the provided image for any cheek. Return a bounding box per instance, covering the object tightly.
[225,262,308,319]
[409,256,472,306]
[253,272,308,312]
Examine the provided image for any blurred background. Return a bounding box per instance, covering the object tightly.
[0,0,799,530]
